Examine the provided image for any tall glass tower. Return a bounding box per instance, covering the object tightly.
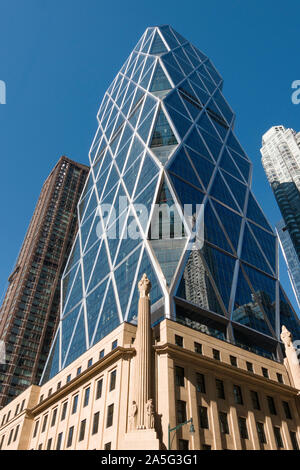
[42,26,300,383]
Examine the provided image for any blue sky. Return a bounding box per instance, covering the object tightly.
[0,0,299,312]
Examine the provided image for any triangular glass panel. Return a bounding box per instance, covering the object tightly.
[61,304,82,366]
[221,171,247,213]
[137,106,157,144]
[93,281,120,345]
[162,52,185,80]
[110,182,128,222]
[123,154,143,198]
[86,278,108,343]
[246,192,273,232]
[212,200,242,251]
[179,95,201,121]
[159,26,180,50]
[141,30,155,54]
[134,153,160,198]
[199,129,222,161]
[219,148,243,180]
[241,223,273,275]
[115,211,143,267]
[150,107,178,148]
[213,89,234,126]
[80,210,96,252]
[229,149,251,183]
[150,62,172,93]
[169,173,204,214]
[232,266,273,335]
[209,171,239,212]
[174,52,193,76]
[128,100,143,129]
[87,241,110,294]
[63,263,83,314]
[164,90,191,120]
[101,164,119,201]
[183,44,201,67]
[184,127,213,161]
[186,147,214,189]
[134,174,160,225]
[123,137,144,174]
[165,105,191,139]
[62,264,79,310]
[84,211,101,253]
[43,330,60,382]
[83,241,102,292]
[170,27,187,46]
[249,223,276,273]
[107,215,128,265]
[115,138,131,174]
[279,286,300,340]
[81,189,98,224]
[140,64,155,91]
[64,309,87,367]
[204,201,233,253]
[168,148,202,189]
[80,172,94,201]
[129,87,145,116]
[64,234,81,274]
[197,112,221,141]
[114,246,142,317]
[176,249,225,315]
[151,237,186,286]
[149,31,168,54]
[226,131,249,161]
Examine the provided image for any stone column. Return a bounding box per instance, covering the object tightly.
[281,325,300,390]
[135,273,153,429]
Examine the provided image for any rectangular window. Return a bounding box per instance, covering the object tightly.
[238,417,248,439]
[13,425,19,442]
[176,400,187,424]
[47,438,52,450]
[175,366,185,387]
[251,391,260,410]
[41,414,48,433]
[276,373,283,384]
[179,439,189,450]
[48,388,52,397]
[256,422,266,444]
[290,431,299,451]
[56,432,63,450]
[267,396,277,415]
[79,419,86,441]
[110,370,117,391]
[72,395,79,414]
[194,342,202,354]
[83,387,90,407]
[0,435,4,450]
[262,367,269,378]
[112,340,118,350]
[273,426,284,448]
[233,385,243,405]
[61,401,68,421]
[199,406,209,429]
[202,444,211,450]
[282,401,292,420]
[33,420,39,438]
[99,349,105,359]
[246,361,253,372]
[219,412,229,434]
[7,429,14,446]
[66,374,71,383]
[20,399,25,412]
[38,443,42,450]
[15,404,19,416]
[104,442,111,450]
[88,358,93,368]
[196,373,206,393]
[230,355,237,367]
[216,379,225,399]
[51,408,57,427]
[67,426,74,448]
[96,379,103,399]
[175,335,183,347]
[92,412,100,435]
[76,366,82,376]
[213,349,220,361]
[106,404,114,428]
[57,381,61,390]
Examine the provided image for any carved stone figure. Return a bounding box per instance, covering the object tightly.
[146,398,155,429]
[281,325,293,348]
[129,401,137,431]
[138,273,152,298]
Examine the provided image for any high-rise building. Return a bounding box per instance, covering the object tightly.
[41,25,300,387]
[0,156,89,407]
[261,126,300,309]
[276,219,300,309]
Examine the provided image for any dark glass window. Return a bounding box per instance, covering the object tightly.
[273,426,284,448]
[246,362,253,372]
[290,431,299,450]
[238,417,248,439]
[38,443,42,450]
[110,370,117,391]
[56,432,63,450]
[194,342,202,354]
[57,381,61,390]
[79,419,86,441]
[41,414,48,433]
[282,401,292,420]
[176,400,187,424]
[99,349,105,359]
[0,435,4,450]
[196,373,206,393]
[267,396,277,415]
[7,429,14,446]
[83,387,90,407]
[96,379,103,399]
[233,385,243,405]
[13,425,19,442]
[256,422,266,444]
[202,444,211,450]
[92,412,100,435]
[213,349,220,360]
[106,404,114,428]
[112,340,118,350]
[67,426,74,448]
[179,439,189,450]
[77,367,82,376]
[33,420,39,438]
[219,412,229,434]
[150,108,177,148]
[72,395,79,414]
[104,442,111,450]
[230,355,237,367]
[262,367,269,378]
[251,391,260,410]
[216,379,225,399]
[61,401,68,421]
[51,408,57,427]
[66,374,71,383]
[20,399,25,412]
[88,358,93,368]
[276,373,283,384]
[47,438,52,450]
[175,366,185,387]
[175,335,183,347]
[199,406,209,429]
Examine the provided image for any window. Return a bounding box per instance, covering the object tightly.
[110,370,117,391]
[0,435,4,450]
[199,406,209,429]
[251,391,260,410]
[219,412,229,434]
[276,373,283,384]
[233,385,243,405]
[57,381,61,390]
[273,426,284,448]
[83,387,90,407]
[267,396,277,415]
[194,342,202,354]
[196,373,206,393]
[202,444,211,450]
[256,422,266,444]
[20,399,25,412]
[66,374,71,383]
[176,400,186,424]
[51,408,57,427]
[99,349,105,359]
[33,420,39,438]
[238,417,248,439]
[88,358,93,368]
[1,415,6,426]
[41,415,48,433]
[281,401,292,420]
[213,349,220,361]
[61,401,68,421]
[38,443,43,450]
[179,439,189,450]
[96,379,103,399]
[92,412,100,435]
[106,404,114,428]
[216,379,225,399]
[15,404,19,416]
[72,395,79,414]
[77,366,82,376]
[39,395,44,403]
[230,355,237,367]
[13,425,19,442]
[48,388,52,397]
[262,367,269,378]
[67,426,74,448]
[104,442,111,450]
[79,419,86,441]
[290,431,299,451]
[56,432,63,450]
[175,366,185,387]
[47,438,52,450]
[246,361,253,372]
[7,429,13,446]
[175,335,183,347]
[112,340,118,350]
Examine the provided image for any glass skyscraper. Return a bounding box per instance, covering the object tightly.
[42,26,300,383]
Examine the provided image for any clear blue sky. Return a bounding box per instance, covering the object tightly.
[0,0,299,313]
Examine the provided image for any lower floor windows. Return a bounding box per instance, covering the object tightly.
[238,417,248,440]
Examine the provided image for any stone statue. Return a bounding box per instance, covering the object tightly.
[146,398,155,429]
[138,273,152,298]
[129,401,137,431]
[281,325,293,348]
